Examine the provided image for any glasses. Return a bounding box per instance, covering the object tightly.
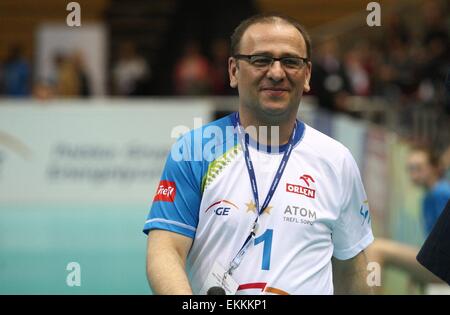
[233,54,309,71]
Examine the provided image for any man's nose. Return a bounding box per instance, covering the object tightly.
[266,60,286,82]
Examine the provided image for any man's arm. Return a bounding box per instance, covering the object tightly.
[147,229,193,295]
[332,249,373,295]
[367,238,442,284]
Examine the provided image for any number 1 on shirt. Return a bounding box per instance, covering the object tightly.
[255,229,273,270]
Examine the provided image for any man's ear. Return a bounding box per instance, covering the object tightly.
[303,62,312,93]
[228,57,238,88]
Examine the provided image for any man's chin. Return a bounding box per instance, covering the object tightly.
[259,101,290,117]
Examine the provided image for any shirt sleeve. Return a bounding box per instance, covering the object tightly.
[142,135,204,239]
[332,149,374,260]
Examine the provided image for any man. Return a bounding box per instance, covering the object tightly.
[143,14,374,295]
[407,146,450,236]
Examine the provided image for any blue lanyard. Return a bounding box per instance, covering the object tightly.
[226,112,297,276]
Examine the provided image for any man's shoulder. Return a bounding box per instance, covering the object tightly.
[301,123,353,163]
[180,112,234,136]
[179,112,236,145]
[431,180,450,198]
[172,113,237,163]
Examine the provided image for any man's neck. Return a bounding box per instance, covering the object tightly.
[238,106,297,147]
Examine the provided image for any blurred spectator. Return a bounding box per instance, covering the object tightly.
[54,52,78,96]
[310,38,352,112]
[72,51,91,97]
[112,41,150,96]
[173,40,211,95]
[377,38,419,100]
[344,43,371,96]
[384,12,411,49]
[407,146,450,236]
[2,45,31,97]
[209,38,235,95]
[53,52,91,97]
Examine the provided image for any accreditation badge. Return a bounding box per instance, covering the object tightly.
[198,261,239,295]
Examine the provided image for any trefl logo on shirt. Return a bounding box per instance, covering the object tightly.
[154,180,176,202]
[286,174,316,199]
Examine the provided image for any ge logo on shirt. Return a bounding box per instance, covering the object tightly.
[214,207,230,215]
[205,199,238,216]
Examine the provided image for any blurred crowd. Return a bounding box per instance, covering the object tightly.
[0,46,92,100]
[0,1,448,115]
[310,0,449,115]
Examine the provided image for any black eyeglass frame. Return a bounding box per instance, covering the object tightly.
[233,54,310,69]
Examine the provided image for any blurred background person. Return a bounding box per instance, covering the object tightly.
[72,51,91,98]
[112,41,150,96]
[407,146,450,236]
[209,38,235,95]
[53,52,92,98]
[173,40,211,95]
[1,45,31,97]
[344,43,372,97]
[310,38,352,113]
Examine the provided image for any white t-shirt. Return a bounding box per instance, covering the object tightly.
[143,112,374,295]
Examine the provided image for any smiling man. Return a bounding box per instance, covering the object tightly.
[144,14,374,295]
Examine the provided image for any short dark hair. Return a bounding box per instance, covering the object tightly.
[411,145,440,168]
[230,13,312,59]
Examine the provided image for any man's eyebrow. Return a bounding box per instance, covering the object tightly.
[250,51,304,58]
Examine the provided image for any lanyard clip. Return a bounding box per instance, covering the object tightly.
[250,221,258,236]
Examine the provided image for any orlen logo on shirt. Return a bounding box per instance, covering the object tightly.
[286,183,316,198]
[154,180,176,202]
[286,174,316,199]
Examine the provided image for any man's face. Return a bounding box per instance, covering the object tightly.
[407,151,434,187]
[228,22,311,120]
